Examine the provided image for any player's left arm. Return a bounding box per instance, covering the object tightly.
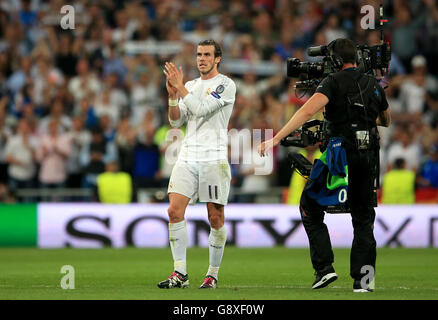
[180,80,236,117]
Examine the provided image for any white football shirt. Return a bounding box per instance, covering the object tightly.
[169,73,236,162]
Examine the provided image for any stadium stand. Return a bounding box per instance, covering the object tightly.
[0,0,437,203]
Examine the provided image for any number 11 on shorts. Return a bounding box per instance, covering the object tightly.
[208,185,219,200]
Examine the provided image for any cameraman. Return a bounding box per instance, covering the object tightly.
[259,38,390,292]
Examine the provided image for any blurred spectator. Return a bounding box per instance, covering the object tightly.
[323,13,348,43]
[7,55,32,95]
[97,161,133,204]
[418,143,438,188]
[132,125,160,189]
[387,125,422,172]
[99,114,117,143]
[112,8,138,44]
[2,22,26,62]
[398,55,438,124]
[12,82,35,118]
[74,97,99,130]
[38,98,72,134]
[390,5,426,71]
[232,34,261,61]
[252,10,277,60]
[66,115,90,188]
[36,120,71,188]
[137,108,159,142]
[80,126,118,188]
[0,106,12,184]
[104,72,128,111]
[0,45,13,81]
[419,0,438,74]
[89,28,113,75]
[48,29,80,78]
[172,42,198,81]
[382,158,415,204]
[68,58,101,107]
[103,45,128,84]
[5,119,37,192]
[209,14,237,55]
[115,116,137,174]
[275,29,294,60]
[31,56,64,108]
[0,181,16,203]
[235,72,282,101]
[129,65,160,126]
[18,0,37,28]
[94,88,120,126]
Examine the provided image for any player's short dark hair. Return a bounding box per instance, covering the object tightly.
[198,39,222,68]
[331,38,357,64]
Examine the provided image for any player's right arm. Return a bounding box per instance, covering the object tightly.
[166,78,189,128]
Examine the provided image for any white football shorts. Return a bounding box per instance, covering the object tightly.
[168,159,232,205]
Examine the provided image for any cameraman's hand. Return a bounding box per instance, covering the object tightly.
[258,138,278,157]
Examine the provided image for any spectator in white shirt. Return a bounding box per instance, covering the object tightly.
[66,115,91,188]
[68,58,101,107]
[399,55,438,122]
[38,98,72,134]
[386,125,421,172]
[36,120,71,187]
[94,88,120,126]
[130,65,160,126]
[5,119,38,191]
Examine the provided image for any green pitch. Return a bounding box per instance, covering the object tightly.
[0,247,437,300]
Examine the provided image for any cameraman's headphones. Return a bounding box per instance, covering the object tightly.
[327,39,345,71]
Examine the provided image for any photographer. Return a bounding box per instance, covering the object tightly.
[259,38,390,292]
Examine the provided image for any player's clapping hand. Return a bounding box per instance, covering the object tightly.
[163,62,184,90]
[165,79,177,96]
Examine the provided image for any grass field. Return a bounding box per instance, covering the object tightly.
[0,247,437,300]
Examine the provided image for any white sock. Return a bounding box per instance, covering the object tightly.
[207,226,227,280]
[169,220,188,275]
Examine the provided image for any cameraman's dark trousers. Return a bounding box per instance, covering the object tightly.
[299,149,376,280]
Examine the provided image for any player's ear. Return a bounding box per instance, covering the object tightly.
[215,56,221,66]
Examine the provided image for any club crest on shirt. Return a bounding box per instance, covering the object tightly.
[215,85,224,94]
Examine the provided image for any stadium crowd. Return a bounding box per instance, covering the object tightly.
[0,0,437,203]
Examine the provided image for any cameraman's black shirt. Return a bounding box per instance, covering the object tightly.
[315,68,388,132]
